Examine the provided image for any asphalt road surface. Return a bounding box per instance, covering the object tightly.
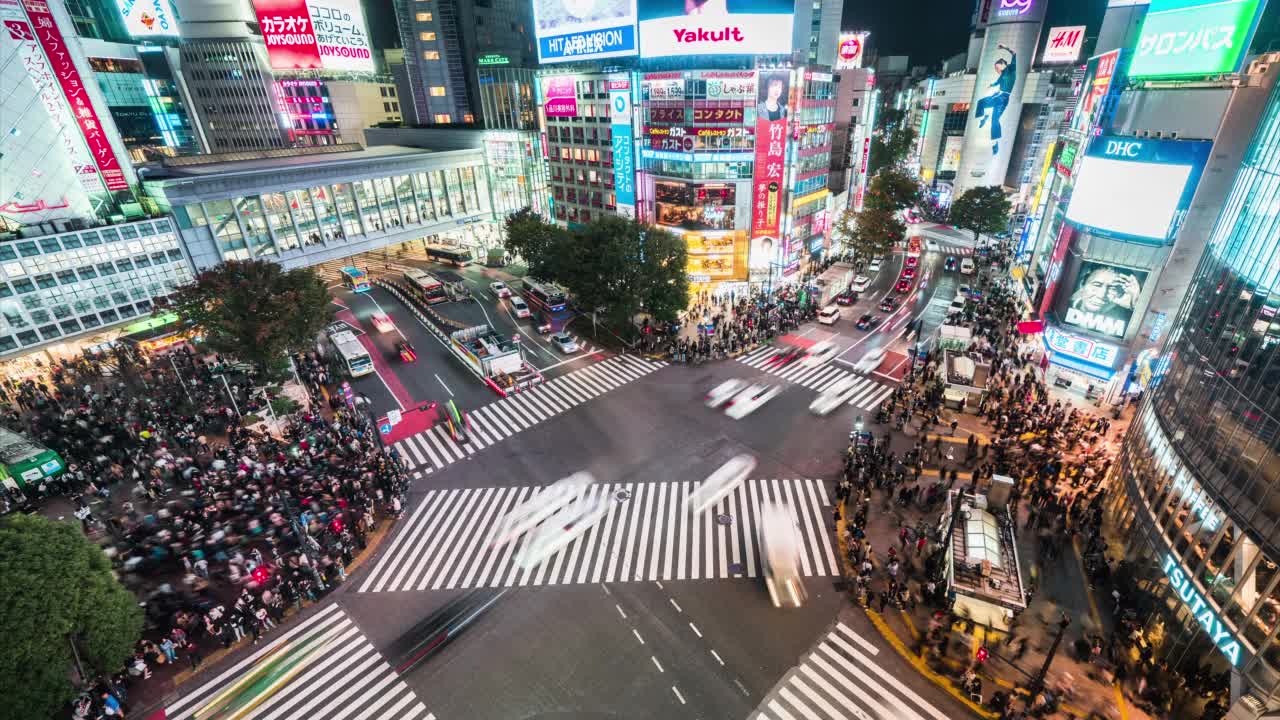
[161,240,978,720]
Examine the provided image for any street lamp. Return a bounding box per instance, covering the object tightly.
[1028,612,1072,697]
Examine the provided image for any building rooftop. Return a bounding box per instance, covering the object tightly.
[143,145,437,180]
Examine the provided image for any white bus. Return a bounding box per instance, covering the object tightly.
[759,501,807,608]
[329,329,374,377]
[403,268,448,304]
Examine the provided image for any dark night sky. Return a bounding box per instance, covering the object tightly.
[840,0,1111,67]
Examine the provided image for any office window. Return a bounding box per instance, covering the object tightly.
[419,31,436,41]
[422,51,440,60]
[416,11,432,21]
[430,86,447,96]
[433,113,451,123]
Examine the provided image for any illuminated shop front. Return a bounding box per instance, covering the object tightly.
[1109,72,1280,711]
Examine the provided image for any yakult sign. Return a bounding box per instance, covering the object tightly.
[638,0,794,58]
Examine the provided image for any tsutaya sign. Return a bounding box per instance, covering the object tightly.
[1162,553,1243,666]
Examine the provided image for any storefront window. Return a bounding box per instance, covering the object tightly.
[287,189,320,246]
[395,175,418,225]
[261,192,299,251]
[310,186,342,243]
[445,169,465,214]
[374,177,401,228]
[353,180,383,232]
[430,170,450,217]
[461,167,480,213]
[414,172,436,221]
[331,183,360,238]
[204,199,248,260]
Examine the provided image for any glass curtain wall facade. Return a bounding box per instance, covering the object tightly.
[1111,77,1280,701]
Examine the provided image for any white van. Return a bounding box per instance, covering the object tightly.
[510,295,531,318]
[818,306,841,325]
[851,275,871,292]
[960,258,976,275]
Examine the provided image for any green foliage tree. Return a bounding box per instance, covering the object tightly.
[866,106,919,177]
[0,514,143,720]
[169,259,332,379]
[503,207,565,280]
[949,186,1013,242]
[863,168,921,213]
[833,206,906,263]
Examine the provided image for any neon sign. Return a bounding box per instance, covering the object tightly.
[1162,553,1242,666]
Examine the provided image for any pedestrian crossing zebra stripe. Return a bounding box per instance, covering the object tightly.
[356,479,838,594]
[164,604,437,720]
[390,354,666,473]
[736,346,895,411]
[751,621,949,720]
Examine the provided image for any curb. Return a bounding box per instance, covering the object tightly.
[863,609,999,719]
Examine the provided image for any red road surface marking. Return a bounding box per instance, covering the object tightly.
[335,308,416,409]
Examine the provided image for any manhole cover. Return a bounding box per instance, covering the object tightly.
[729,562,746,575]
[615,489,632,501]
[716,514,733,525]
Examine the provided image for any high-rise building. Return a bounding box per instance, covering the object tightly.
[1108,66,1280,716]
[830,67,875,203]
[392,0,536,126]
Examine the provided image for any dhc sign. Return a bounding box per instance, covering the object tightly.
[1162,553,1243,667]
[1104,140,1142,158]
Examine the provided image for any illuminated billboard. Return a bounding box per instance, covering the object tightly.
[533,0,637,64]
[1129,0,1264,79]
[253,0,374,73]
[1061,261,1149,339]
[638,0,794,58]
[542,75,578,117]
[835,32,866,69]
[1041,25,1084,64]
[1065,137,1212,243]
[116,0,179,37]
[1071,50,1121,133]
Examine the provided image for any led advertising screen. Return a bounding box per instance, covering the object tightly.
[835,32,866,69]
[638,0,794,58]
[1065,136,1212,243]
[1061,261,1149,339]
[542,75,578,117]
[253,0,374,73]
[750,69,789,258]
[1071,50,1121,134]
[1129,0,1264,79]
[655,181,736,231]
[533,0,637,64]
[1041,25,1084,63]
[116,0,179,37]
[609,78,635,218]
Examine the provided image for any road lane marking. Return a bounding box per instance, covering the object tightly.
[434,373,454,396]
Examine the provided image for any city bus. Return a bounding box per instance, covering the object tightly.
[0,426,64,491]
[425,244,471,267]
[340,266,371,292]
[328,329,374,377]
[403,268,449,304]
[520,278,568,314]
[759,501,807,608]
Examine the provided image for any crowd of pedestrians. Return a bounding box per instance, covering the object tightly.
[4,342,408,720]
[646,287,819,362]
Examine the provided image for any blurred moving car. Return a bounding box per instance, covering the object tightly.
[370,311,395,334]
[686,454,757,515]
[904,256,919,269]
[944,256,958,272]
[803,340,839,368]
[835,289,857,306]
[510,296,531,318]
[851,275,871,292]
[817,306,841,326]
[895,278,912,294]
[760,501,807,607]
[854,347,886,373]
[878,295,899,313]
[867,258,883,273]
[765,347,805,369]
[549,332,578,354]
[856,313,880,331]
[960,258,976,275]
[725,384,781,419]
[706,378,747,408]
[809,375,862,416]
[900,267,916,280]
[490,281,511,297]
[397,341,417,362]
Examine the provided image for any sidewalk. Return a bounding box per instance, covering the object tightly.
[838,392,1151,719]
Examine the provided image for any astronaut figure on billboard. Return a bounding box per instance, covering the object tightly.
[974,44,1017,156]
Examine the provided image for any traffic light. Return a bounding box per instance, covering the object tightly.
[976,645,989,664]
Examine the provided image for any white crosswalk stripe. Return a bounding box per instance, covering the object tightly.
[752,621,950,720]
[390,355,665,473]
[736,346,894,412]
[163,604,437,720]
[357,479,837,593]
